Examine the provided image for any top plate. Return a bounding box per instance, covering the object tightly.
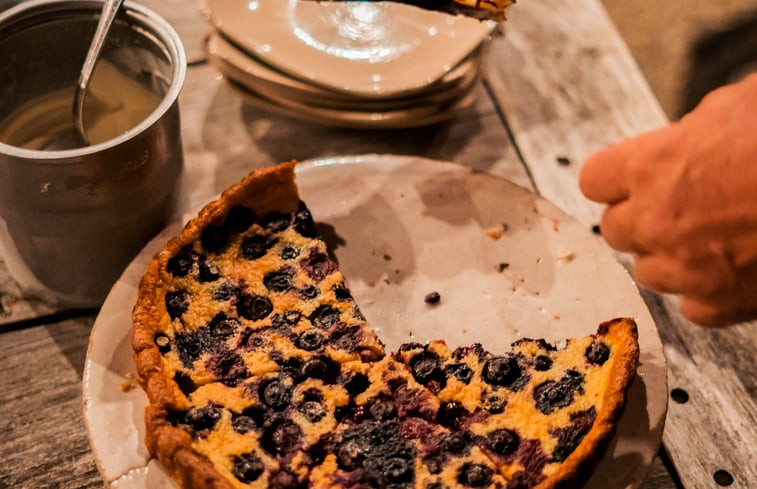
[83,155,667,489]
[203,0,494,98]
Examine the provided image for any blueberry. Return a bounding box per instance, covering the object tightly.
[424,291,441,304]
[237,292,273,321]
[232,452,265,483]
[369,398,396,421]
[300,285,319,299]
[298,400,326,423]
[342,372,370,396]
[232,407,265,434]
[260,379,291,410]
[485,395,507,414]
[337,439,364,470]
[166,246,197,277]
[225,206,255,232]
[184,404,222,436]
[301,357,337,381]
[585,341,610,365]
[212,282,237,301]
[534,355,553,371]
[154,333,171,354]
[261,419,302,455]
[310,305,341,329]
[458,464,492,487]
[264,268,295,292]
[206,347,248,386]
[165,290,189,320]
[300,249,337,282]
[337,421,416,485]
[552,407,597,461]
[486,429,519,456]
[482,354,521,388]
[330,326,363,352]
[260,212,292,233]
[198,260,221,282]
[270,471,298,489]
[173,314,239,367]
[397,342,424,353]
[295,330,323,351]
[241,234,278,260]
[293,201,316,237]
[512,338,556,351]
[445,363,474,384]
[410,351,443,384]
[174,334,203,367]
[201,225,227,253]
[384,457,413,483]
[424,456,444,475]
[209,314,241,337]
[442,433,466,453]
[173,371,198,396]
[333,283,352,301]
[280,245,300,260]
[533,372,584,414]
[437,401,469,430]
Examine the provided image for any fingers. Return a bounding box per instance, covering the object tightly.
[680,297,757,328]
[598,200,644,253]
[634,254,717,297]
[579,141,633,204]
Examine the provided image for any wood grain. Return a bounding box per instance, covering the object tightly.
[0,316,103,489]
[484,1,756,488]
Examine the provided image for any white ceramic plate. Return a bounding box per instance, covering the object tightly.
[83,155,667,489]
[205,32,483,111]
[222,74,478,129]
[202,0,495,97]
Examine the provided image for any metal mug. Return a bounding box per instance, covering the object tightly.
[0,0,186,307]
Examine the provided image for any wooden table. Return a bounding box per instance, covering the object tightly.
[0,1,754,488]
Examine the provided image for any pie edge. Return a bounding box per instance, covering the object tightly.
[132,161,299,489]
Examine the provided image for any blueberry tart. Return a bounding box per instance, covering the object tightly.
[133,162,639,489]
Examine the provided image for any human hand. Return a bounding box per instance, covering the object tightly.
[579,73,757,327]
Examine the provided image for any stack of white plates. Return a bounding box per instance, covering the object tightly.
[202,0,496,128]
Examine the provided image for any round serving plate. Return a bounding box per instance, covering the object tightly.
[205,32,484,112]
[202,0,495,98]
[83,155,667,489]
[221,74,478,129]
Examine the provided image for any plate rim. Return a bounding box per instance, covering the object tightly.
[201,0,495,98]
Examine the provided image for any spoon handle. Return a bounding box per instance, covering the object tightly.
[74,0,125,144]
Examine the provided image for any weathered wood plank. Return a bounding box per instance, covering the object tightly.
[484,1,757,488]
[0,316,104,489]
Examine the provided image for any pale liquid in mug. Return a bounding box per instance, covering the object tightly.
[0,60,162,150]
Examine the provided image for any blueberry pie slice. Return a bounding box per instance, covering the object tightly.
[132,162,639,489]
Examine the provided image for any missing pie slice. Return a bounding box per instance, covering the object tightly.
[132,161,639,489]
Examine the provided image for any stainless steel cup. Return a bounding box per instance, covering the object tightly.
[0,0,186,307]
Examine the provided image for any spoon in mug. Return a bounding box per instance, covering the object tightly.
[73,0,125,146]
